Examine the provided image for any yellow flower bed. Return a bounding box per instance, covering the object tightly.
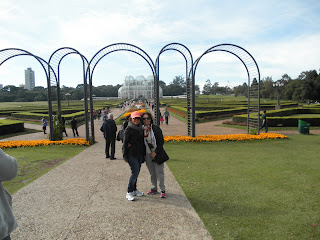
[0,138,90,149]
[164,133,288,142]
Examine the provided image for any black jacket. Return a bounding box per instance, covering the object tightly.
[122,122,146,160]
[151,124,165,155]
[100,119,117,140]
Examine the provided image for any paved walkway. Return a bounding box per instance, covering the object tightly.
[3,107,318,239]
[5,107,213,240]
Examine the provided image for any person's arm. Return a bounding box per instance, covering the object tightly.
[100,122,104,132]
[122,128,130,162]
[0,149,18,182]
[153,125,164,156]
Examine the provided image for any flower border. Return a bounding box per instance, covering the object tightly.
[0,138,90,149]
[164,133,288,142]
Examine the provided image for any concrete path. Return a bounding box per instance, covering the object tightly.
[6,108,212,240]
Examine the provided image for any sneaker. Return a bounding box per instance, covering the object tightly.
[160,191,166,198]
[147,189,158,195]
[133,190,144,197]
[126,192,135,201]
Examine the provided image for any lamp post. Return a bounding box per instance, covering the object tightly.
[273,80,283,106]
[65,93,71,106]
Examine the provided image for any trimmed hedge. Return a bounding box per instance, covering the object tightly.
[169,106,248,119]
[0,120,24,135]
[233,108,320,126]
[11,110,86,122]
[11,112,48,120]
[196,107,247,119]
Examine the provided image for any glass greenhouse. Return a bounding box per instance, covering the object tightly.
[118,75,163,99]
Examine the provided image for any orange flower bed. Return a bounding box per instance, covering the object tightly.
[164,133,288,142]
[121,108,147,119]
[0,138,90,149]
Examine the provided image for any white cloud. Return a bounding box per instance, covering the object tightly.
[1,0,320,91]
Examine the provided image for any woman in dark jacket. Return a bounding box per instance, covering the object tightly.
[122,111,146,201]
[141,112,167,198]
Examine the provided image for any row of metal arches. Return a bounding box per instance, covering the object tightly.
[0,43,260,141]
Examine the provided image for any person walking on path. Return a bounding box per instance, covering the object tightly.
[70,117,79,137]
[61,117,68,137]
[141,112,167,198]
[159,111,164,125]
[100,113,117,160]
[41,116,47,134]
[0,149,19,240]
[122,111,145,201]
[102,111,108,122]
[259,110,268,133]
[163,109,170,125]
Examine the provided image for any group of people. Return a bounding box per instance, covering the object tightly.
[159,109,170,125]
[41,116,79,137]
[95,108,110,121]
[100,110,168,201]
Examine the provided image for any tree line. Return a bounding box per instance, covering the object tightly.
[203,69,320,102]
[0,84,122,102]
[1,69,319,102]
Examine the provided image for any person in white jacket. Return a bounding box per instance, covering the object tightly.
[0,149,18,240]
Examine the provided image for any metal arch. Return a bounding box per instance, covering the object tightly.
[0,48,58,140]
[48,47,91,141]
[193,44,261,134]
[89,43,155,77]
[88,43,156,142]
[155,43,195,136]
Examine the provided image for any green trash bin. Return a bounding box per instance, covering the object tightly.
[298,120,310,134]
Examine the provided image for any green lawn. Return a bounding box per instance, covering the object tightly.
[165,135,320,239]
[2,134,319,239]
[2,145,88,194]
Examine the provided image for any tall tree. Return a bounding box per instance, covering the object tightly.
[202,79,212,102]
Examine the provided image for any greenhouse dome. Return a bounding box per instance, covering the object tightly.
[118,75,163,99]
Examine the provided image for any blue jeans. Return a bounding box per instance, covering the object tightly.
[127,155,143,193]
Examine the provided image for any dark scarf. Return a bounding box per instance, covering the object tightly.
[128,122,143,135]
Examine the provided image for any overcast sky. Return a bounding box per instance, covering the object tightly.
[1,0,320,90]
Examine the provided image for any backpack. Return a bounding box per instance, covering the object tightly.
[116,121,128,141]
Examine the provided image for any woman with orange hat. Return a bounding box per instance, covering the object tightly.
[122,111,146,201]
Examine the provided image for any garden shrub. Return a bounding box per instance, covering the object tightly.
[0,120,24,135]
[232,108,320,126]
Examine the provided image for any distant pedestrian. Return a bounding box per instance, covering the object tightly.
[259,110,268,133]
[159,112,164,125]
[97,109,101,121]
[100,113,117,160]
[61,117,68,137]
[102,112,108,121]
[93,109,97,119]
[41,116,47,134]
[70,117,79,137]
[0,149,19,240]
[163,109,170,125]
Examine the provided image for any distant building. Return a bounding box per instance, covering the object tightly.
[0,84,3,90]
[24,67,35,90]
[118,75,163,99]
